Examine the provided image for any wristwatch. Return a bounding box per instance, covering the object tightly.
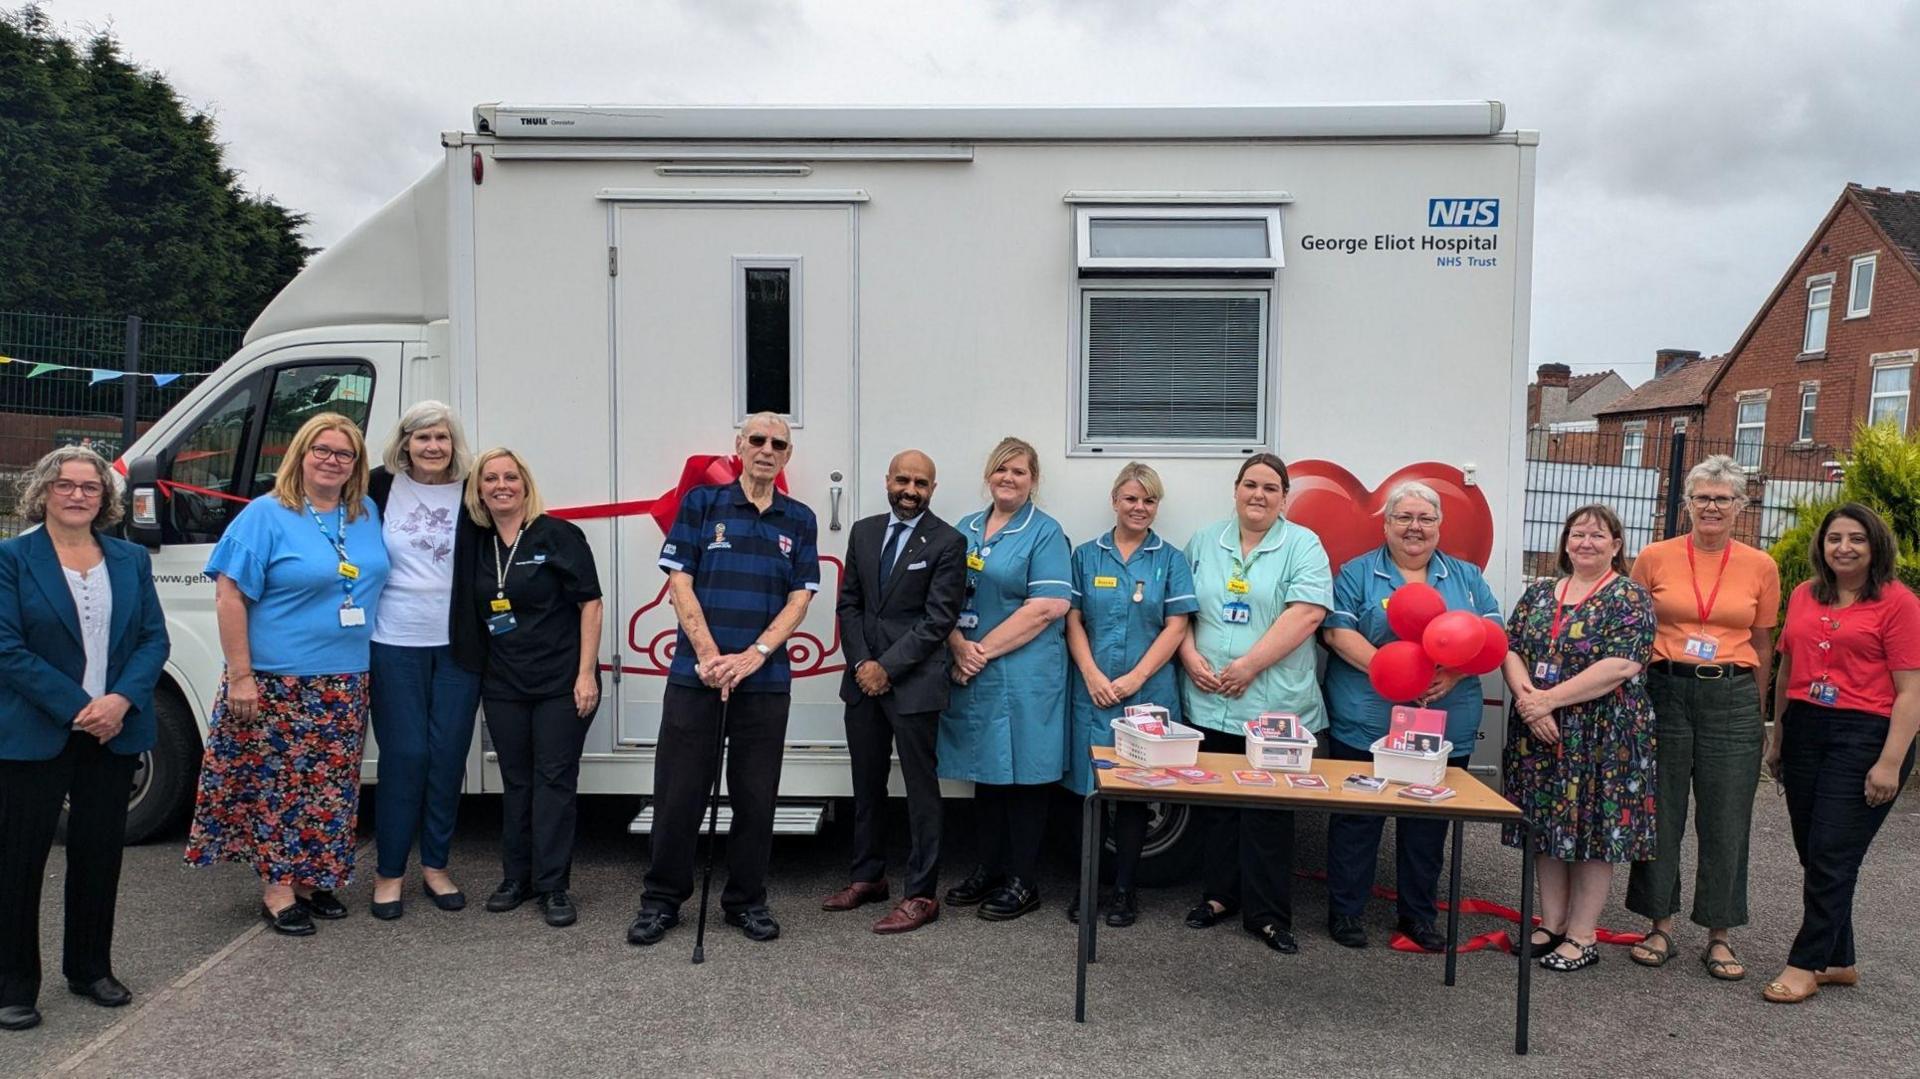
[754,642,773,657]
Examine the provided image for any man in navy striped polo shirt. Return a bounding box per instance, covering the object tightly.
[630,412,820,947]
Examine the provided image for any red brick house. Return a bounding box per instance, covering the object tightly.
[1594,349,1726,468]
[1702,185,1920,468]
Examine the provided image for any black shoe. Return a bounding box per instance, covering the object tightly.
[1105,888,1138,929]
[1328,913,1370,949]
[67,975,132,1008]
[627,907,680,946]
[1252,922,1299,954]
[1397,916,1448,953]
[1520,928,1567,959]
[943,866,1001,907]
[1540,941,1600,971]
[1066,887,1107,925]
[1185,900,1236,929]
[0,1005,41,1031]
[542,890,578,928]
[371,898,404,921]
[260,902,316,937]
[724,906,782,941]
[485,879,534,913]
[296,890,348,920]
[424,879,468,912]
[977,877,1041,921]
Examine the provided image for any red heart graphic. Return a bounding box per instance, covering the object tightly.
[1285,460,1494,574]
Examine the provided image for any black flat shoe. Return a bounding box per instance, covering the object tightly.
[626,907,679,946]
[943,866,1001,907]
[977,878,1041,921]
[541,890,578,928]
[67,975,132,1008]
[1541,942,1600,971]
[424,880,467,912]
[1104,888,1138,929]
[486,879,533,913]
[1519,928,1567,959]
[296,890,348,920]
[1328,913,1369,949]
[724,906,782,941]
[371,898,404,921]
[1066,887,1109,925]
[1185,900,1236,929]
[1397,916,1448,953]
[0,1005,41,1031]
[1252,922,1299,954]
[261,902,316,937]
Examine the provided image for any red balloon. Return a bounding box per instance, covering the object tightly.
[1385,583,1447,642]
[1423,610,1489,670]
[1369,640,1437,703]
[1461,621,1509,676]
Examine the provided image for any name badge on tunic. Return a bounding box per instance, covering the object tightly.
[490,597,513,614]
[967,553,986,572]
[1226,577,1250,595]
[1683,635,1719,661]
[339,605,367,628]
[487,611,518,636]
[1093,576,1118,589]
[338,561,359,580]
[1222,600,1251,625]
[1533,659,1561,684]
[956,610,980,630]
[1811,680,1838,705]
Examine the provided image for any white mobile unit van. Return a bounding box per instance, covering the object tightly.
[118,103,1536,876]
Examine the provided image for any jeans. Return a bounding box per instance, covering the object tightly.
[370,642,482,879]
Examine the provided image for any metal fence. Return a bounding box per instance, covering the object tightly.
[1524,427,1842,579]
[0,311,243,537]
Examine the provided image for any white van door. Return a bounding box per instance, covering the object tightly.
[609,199,857,774]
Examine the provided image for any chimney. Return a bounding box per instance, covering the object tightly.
[1655,349,1701,379]
[1536,363,1571,387]
[1535,363,1571,423]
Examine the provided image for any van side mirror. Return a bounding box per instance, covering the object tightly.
[125,455,162,548]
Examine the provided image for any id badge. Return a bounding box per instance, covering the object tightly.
[490,597,513,614]
[337,561,360,580]
[1812,680,1838,705]
[487,611,518,636]
[1533,659,1561,684]
[339,605,367,628]
[1683,635,1719,661]
[1222,600,1252,625]
[1226,577,1250,595]
[956,610,980,631]
[966,553,986,572]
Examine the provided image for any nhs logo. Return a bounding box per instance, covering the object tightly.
[1427,198,1500,228]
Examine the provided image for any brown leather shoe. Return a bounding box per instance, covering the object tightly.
[821,880,890,912]
[873,897,939,935]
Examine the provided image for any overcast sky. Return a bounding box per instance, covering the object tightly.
[34,0,1920,386]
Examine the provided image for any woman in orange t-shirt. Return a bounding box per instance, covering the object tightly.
[1624,455,1779,981]
[1761,503,1920,1003]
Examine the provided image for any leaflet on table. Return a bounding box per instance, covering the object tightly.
[1398,784,1457,802]
[1386,705,1448,753]
[1342,774,1390,794]
[1283,773,1330,790]
[1115,768,1179,788]
[1233,770,1277,787]
[1167,767,1223,785]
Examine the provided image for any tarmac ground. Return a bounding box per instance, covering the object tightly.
[5,778,1918,1078]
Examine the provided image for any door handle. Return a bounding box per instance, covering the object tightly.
[828,471,844,532]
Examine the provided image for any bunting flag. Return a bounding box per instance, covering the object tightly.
[0,354,207,383]
[152,373,180,387]
[89,368,121,384]
[27,363,60,378]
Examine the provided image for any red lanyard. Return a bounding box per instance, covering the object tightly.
[1550,571,1614,646]
[1685,537,1731,629]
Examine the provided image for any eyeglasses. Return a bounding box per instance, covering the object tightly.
[745,433,791,452]
[1689,495,1737,509]
[308,445,358,463]
[1388,513,1441,527]
[50,479,106,499]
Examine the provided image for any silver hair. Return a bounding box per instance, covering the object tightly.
[739,411,792,438]
[382,400,473,481]
[1381,480,1443,520]
[17,445,123,528]
[1684,454,1749,505]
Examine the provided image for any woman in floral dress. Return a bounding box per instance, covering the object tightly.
[1501,503,1656,972]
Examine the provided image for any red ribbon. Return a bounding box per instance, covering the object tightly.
[1293,869,1647,954]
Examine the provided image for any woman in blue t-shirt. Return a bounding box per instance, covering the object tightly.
[185,413,390,937]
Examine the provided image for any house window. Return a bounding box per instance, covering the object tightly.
[1620,422,1645,467]
[733,258,801,422]
[1803,279,1833,354]
[1848,255,1876,318]
[1076,207,1283,271]
[1870,365,1911,432]
[1798,386,1818,442]
[1081,291,1266,445]
[1735,398,1767,469]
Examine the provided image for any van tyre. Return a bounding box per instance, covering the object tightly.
[1129,802,1203,887]
[121,687,201,845]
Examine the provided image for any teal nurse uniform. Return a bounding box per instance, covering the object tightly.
[1063,529,1198,796]
[937,502,1074,785]
[1181,516,1335,733]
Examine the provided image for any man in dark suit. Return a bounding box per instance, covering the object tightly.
[821,450,967,934]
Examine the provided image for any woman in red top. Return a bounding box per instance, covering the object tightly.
[1763,503,1920,1003]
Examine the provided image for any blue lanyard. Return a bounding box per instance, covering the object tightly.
[305,499,355,605]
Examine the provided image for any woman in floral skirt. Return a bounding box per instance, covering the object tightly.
[185,413,390,936]
[1501,503,1656,972]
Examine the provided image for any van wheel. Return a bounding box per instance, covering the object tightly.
[122,689,202,844]
[1127,801,1203,887]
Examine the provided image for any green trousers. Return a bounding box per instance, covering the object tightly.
[1625,666,1764,928]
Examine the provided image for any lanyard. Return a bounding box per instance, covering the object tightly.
[305,499,354,605]
[1549,571,1613,646]
[493,526,526,599]
[1685,536,1732,630]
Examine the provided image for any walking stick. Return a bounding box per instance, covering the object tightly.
[691,693,731,965]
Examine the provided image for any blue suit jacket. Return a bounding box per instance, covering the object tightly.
[0,528,171,760]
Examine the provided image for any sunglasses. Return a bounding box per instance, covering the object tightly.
[745,433,791,452]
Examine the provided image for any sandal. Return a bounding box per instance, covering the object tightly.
[1630,929,1677,967]
[1763,978,1817,1004]
[1815,967,1859,987]
[1540,941,1600,972]
[1700,939,1746,981]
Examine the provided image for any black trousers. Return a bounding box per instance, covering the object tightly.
[845,694,943,898]
[1324,735,1468,924]
[1780,701,1916,971]
[1194,725,1295,931]
[0,733,136,1008]
[642,684,790,913]
[970,783,1049,883]
[484,695,589,893]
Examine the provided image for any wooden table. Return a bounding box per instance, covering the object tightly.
[1075,747,1536,1054]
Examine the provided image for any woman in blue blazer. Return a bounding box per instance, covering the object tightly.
[0,448,169,1032]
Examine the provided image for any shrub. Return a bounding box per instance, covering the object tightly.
[1770,421,1920,601]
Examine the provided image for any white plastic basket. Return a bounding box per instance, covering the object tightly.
[1111,716,1203,768]
[1245,724,1318,773]
[1369,737,1455,786]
